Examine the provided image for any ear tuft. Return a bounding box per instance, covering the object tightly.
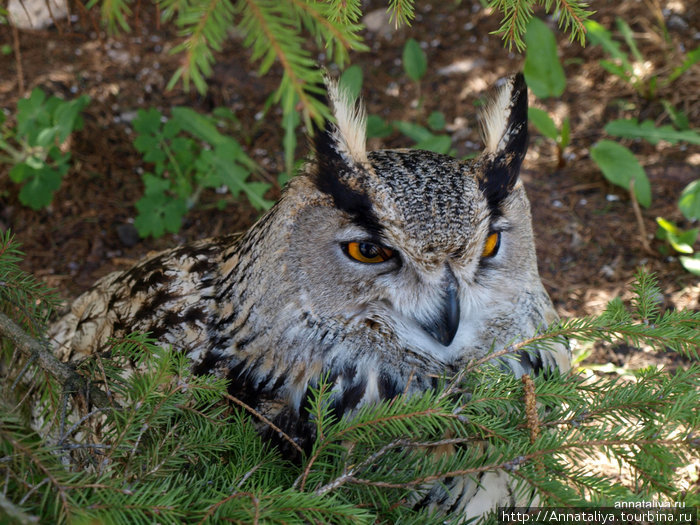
[479,73,528,156]
[477,73,529,213]
[319,76,368,165]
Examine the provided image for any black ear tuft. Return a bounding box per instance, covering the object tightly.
[478,73,529,213]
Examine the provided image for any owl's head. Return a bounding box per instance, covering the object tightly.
[275,74,546,368]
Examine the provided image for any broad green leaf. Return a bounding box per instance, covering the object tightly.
[678,179,700,221]
[414,134,452,154]
[590,140,651,207]
[172,107,227,146]
[528,108,558,140]
[427,111,446,131]
[141,172,172,195]
[403,39,427,82]
[36,127,58,148]
[339,65,363,102]
[8,162,30,183]
[393,121,433,143]
[132,108,163,135]
[524,18,566,98]
[162,118,183,140]
[16,88,48,138]
[366,115,392,139]
[205,147,273,210]
[134,192,187,238]
[679,253,700,275]
[18,167,63,210]
[53,94,89,142]
[605,119,700,145]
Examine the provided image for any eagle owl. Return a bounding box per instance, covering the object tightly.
[49,73,570,521]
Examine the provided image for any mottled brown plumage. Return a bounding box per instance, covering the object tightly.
[49,73,569,522]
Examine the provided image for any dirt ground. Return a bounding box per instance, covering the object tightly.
[0,0,698,370]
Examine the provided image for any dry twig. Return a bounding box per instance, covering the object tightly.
[0,311,115,410]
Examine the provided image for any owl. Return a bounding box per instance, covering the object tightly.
[49,73,570,521]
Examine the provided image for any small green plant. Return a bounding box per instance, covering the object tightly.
[522,18,571,167]
[403,38,427,102]
[591,115,700,267]
[655,180,700,276]
[582,18,700,271]
[132,107,272,238]
[590,140,651,208]
[0,88,90,210]
[585,18,700,99]
[360,41,454,155]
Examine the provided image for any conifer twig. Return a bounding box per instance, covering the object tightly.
[0,311,115,410]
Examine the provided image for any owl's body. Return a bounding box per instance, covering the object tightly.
[49,74,569,521]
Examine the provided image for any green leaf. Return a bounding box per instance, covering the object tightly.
[414,134,452,154]
[656,217,698,254]
[132,108,163,136]
[366,115,392,139]
[615,17,643,63]
[204,146,273,211]
[403,39,427,82]
[134,188,188,238]
[8,163,30,183]
[599,60,632,82]
[339,65,363,102]
[604,119,700,145]
[392,121,433,143]
[53,94,90,142]
[36,127,58,148]
[523,17,566,98]
[559,117,571,148]
[661,100,690,130]
[590,140,651,208]
[679,253,700,275]
[678,179,700,221]
[528,107,558,140]
[16,88,48,138]
[18,167,63,210]
[585,20,631,65]
[427,111,446,131]
[172,107,227,146]
[665,45,700,85]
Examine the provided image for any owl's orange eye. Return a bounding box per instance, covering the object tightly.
[481,232,501,258]
[345,242,394,264]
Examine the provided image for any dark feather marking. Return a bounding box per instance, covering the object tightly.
[189,257,215,275]
[517,348,544,374]
[314,172,384,236]
[132,289,177,323]
[378,371,401,399]
[226,360,260,407]
[335,378,367,414]
[184,306,206,324]
[192,349,220,375]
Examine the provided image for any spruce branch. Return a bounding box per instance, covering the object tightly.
[0,311,114,411]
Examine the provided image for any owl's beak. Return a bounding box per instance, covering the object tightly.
[421,267,460,347]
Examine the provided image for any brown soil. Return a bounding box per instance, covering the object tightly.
[0,0,698,374]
